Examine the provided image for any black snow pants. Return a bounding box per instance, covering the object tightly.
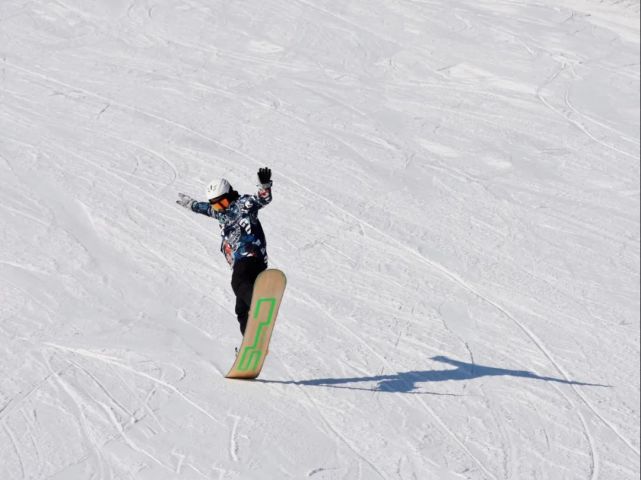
[231,257,267,335]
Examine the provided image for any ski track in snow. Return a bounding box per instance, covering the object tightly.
[44,342,225,428]
[280,138,638,471]
[286,286,499,479]
[0,0,639,478]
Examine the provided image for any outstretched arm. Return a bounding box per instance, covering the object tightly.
[176,193,216,217]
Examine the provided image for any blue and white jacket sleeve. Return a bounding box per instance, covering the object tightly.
[191,202,217,217]
[242,182,273,213]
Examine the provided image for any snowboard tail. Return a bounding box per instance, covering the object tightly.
[226,269,287,380]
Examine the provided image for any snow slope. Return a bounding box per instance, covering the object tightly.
[0,0,639,478]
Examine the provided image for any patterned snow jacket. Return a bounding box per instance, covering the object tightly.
[191,182,273,268]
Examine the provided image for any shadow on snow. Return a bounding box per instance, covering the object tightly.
[259,356,609,395]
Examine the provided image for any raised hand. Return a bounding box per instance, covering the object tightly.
[258,167,272,184]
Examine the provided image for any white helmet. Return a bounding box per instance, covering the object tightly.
[206,178,232,201]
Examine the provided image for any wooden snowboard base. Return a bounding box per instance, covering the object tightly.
[226,269,287,380]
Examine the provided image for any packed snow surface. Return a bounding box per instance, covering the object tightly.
[1,0,639,479]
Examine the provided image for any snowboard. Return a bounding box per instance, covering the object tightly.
[226,269,287,380]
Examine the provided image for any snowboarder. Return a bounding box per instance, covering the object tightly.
[176,168,273,336]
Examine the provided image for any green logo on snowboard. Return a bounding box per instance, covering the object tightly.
[238,298,276,372]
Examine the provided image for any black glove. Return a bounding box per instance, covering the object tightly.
[258,167,272,184]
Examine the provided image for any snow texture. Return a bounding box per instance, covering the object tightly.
[0,0,639,479]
